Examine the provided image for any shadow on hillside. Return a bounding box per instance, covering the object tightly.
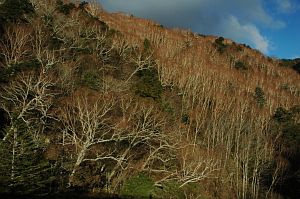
[0,108,10,139]
[292,61,300,73]
[0,193,152,199]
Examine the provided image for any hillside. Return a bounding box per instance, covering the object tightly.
[0,0,299,199]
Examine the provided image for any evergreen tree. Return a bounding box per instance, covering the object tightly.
[254,86,266,108]
[0,119,56,195]
[262,106,300,198]
[0,0,34,37]
[0,0,34,23]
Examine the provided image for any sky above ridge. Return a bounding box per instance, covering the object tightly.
[99,0,300,59]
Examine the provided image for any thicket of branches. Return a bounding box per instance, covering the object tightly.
[0,0,299,198]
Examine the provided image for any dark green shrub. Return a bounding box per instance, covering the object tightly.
[135,68,162,100]
[293,61,300,74]
[214,37,227,53]
[181,113,190,125]
[0,59,41,83]
[160,98,174,115]
[81,70,102,90]
[242,44,251,49]
[254,87,266,108]
[282,123,300,144]
[272,106,300,145]
[56,0,76,15]
[215,37,225,46]
[273,107,292,123]
[272,106,299,144]
[234,61,248,70]
[0,0,34,38]
[79,1,89,9]
[0,0,34,23]
[143,38,151,51]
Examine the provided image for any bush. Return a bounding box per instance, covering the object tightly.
[0,59,41,83]
[273,107,292,123]
[215,37,224,46]
[143,38,151,51]
[254,87,266,108]
[160,98,174,115]
[56,0,76,15]
[242,43,251,49]
[282,123,300,144]
[79,1,89,9]
[293,61,300,74]
[135,68,162,100]
[0,0,34,38]
[0,0,34,23]
[181,113,190,125]
[81,70,102,90]
[272,105,300,145]
[214,37,227,53]
[234,61,248,70]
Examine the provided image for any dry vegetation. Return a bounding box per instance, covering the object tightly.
[0,0,299,198]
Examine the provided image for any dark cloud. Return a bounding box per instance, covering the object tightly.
[99,0,288,53]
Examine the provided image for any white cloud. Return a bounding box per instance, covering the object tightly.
[99,0,288,54]
[100,0,283,28]
[223,16,270,53]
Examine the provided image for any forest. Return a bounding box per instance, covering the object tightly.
[0,0,299,198]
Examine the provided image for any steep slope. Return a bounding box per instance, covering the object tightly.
[0,0,299,198]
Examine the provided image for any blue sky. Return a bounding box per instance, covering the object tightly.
[99,0,300,59]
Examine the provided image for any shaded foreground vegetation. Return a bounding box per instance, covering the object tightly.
[0,0,299,198]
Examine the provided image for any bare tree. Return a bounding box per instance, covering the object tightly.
[84,0,104,17]
[94,31,114,63]
[126,51,155,82]
[0,25,31,67]
[0,72,56,140]
[60,94,173,188]
[59,94,117,186]
[106,101,174,190]
[177,152,219,188]
[154,143,219,188]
